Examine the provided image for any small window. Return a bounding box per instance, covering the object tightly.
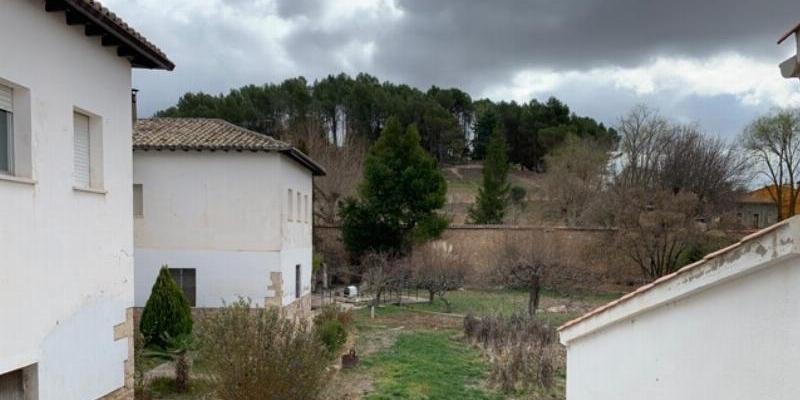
[288,189,293,221]
[296,191,301,221]
[295,264,301,298]
[0,84,13,174]
[0,364,36,400]
[168,268,196,307]
[304,194,309,223]
[133,184,143,217]
[73,112,91,187]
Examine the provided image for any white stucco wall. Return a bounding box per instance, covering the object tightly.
[133,150,314,307]
[0,1,134,398]
[561,220,800,400]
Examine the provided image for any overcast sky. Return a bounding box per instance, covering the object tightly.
[105,0,800,139]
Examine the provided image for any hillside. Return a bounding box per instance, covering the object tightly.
[441,163,553,224]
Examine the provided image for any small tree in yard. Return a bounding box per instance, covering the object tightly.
[470,127,510,224]
[341,117,448,260]
[144,333,195,393]
[140,266,193,348]
[411,242,468,312]
[495,239,564,317]
[360,251,408,306]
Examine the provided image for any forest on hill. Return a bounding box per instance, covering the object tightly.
[156,72,617,169]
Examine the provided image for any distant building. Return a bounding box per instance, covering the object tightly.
[132,118,325,316]
[735,185,800,229]
[779,23,800,78]
[559,217,800,400]
[0,1,172,399]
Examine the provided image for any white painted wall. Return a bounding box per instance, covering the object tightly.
[133,150,314,307]
[561,220,800,400]
[0,1,134,398]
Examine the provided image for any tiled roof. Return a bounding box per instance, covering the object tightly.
[557,218,792,333]
[47,0,174,70]
[133,118,326,175]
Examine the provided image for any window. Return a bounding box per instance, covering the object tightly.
[0,364,36,400]
[295,264,301,298]
[133,184,143,217]
[304,194,309,223]
[288,189,293,221]
[296,191,301,221]
[168,268,196,307]
[72,110,103,190]
[0,84,13,174]
[73,112,91,187]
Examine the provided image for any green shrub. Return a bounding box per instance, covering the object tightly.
[198,299,329,400]
[140,266,193,347]
[314,304,353,330]
[318,319,347,355]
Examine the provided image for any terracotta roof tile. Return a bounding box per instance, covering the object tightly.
[55,0,174,70]
[133,118,326,175]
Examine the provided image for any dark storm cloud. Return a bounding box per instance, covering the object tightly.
[281,0,797,91]
[104,0,799,136]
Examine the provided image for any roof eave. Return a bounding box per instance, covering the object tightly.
[281,148,327,176]
[558,216,800,345]
[50,0,174,70]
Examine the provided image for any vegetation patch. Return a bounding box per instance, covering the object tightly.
[362,331,499,400]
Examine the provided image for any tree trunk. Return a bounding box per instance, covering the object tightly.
[175,354,190,393]
[528,275,541,317]
[428,290,435,303]
[322,263,329,290]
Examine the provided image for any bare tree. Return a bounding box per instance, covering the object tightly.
[608,105,748,280]
[360,252,407,306]
[615,105,673,190]
[610,189,703,280]
[657,125,750,215]
[543,135,613,226]
[742,109,800,220]
[494,238,565,317]
[410,242,469,312]
[285,131,367,225]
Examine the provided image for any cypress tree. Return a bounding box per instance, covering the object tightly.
[341,117,448,259]
[469,127,510,224]
[140,266,193,347]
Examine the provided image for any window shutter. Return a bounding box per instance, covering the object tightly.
[133,184,144,216]
[73,112,91,187]
[0,84,12,113]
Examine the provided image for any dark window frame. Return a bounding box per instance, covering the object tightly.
[169,268,197,307]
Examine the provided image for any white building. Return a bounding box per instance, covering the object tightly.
[559,217,800,400]
[0,1,172,399]
[132,118,325,314]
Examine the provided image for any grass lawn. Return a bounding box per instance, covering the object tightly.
[362,331,499,400]
[405,288,620,327]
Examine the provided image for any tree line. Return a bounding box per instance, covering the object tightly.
[155,73,616,166]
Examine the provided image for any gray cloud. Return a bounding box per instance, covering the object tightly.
[105,0,798,136]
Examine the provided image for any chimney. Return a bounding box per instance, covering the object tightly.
[131,88,139,124]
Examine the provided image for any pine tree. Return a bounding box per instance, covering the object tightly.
[471,109,498,160]
[140,266,193,347]
[341,117,448,259]
[469,127,510,224]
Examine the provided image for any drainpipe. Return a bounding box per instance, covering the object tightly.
[131,88,139,124]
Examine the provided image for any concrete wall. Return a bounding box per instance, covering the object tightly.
[315,225,640,290]
[134,151,314,307]
[560,220,800,400]
[0,1,134,398]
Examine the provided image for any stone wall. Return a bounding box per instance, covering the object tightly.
[100,308,134,400]
[315,225,643,292]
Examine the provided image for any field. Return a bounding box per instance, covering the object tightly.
[323,288,619,400]
[139,288,620,400]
